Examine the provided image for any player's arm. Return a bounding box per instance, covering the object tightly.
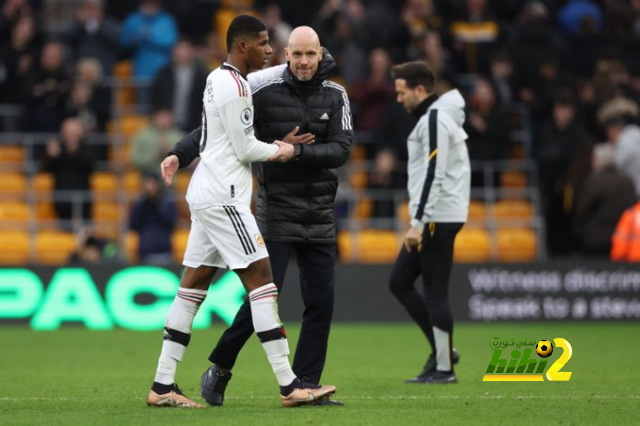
[296,91,353,168]
[247,64,286,89]
[219,96,284,163]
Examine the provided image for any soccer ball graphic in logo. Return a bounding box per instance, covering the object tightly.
[536,340,553,358]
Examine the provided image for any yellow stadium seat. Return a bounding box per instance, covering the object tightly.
[90,172,119,193]
[468,201,487,220]
[454,228,491,263]
[0,173,27,200]
[172,229,190,264]
[125,231,139,263]
[175,173,191,194]
[493,200,534,219]
[357,229,400,263]
[337,230,354,262]
[123,170,141,195]
[397,201,410,225]
[36,202,57,220]
[35,231,76,265]
[0,145,25,169]
[92,202,125,222]
[0,231,30,265]
[500,170,528,189]
[349,169,367,189]
[496,228,537,262]
[0,202,30,228]
[352,198,372,220]
[33,173,54,193]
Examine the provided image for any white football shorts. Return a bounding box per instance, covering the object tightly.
[182,204,268,270]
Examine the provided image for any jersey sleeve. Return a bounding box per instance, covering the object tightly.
[216,79,278,163]
[247,64,286,90]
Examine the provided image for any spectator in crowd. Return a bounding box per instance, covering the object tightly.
[42,117,93,226]
[0,0,39,41]
[611,199,640,262]
[489,50,515,107]
[573,144,637,257]
[448,0,500,74]
[65,0,120,76]
[130,109,184,173]
[350,47,395,132]
[71,58,110,132]
[537,93,591,256]
[151,38,209,132]
[599,98,640,197]
[121,0,178,105]
[28,41,70,132]
[418,31,456,86]
[0,15,38,107]
[557,0,603,38]
[464,78,510,187]
[367,149,405,225]
[129,170,176,265]
[199,33,226,71]
[260,2,292,65]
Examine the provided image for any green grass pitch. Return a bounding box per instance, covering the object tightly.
[2,323,638,425]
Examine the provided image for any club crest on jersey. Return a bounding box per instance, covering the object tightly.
[241,108,252,125]
[255,233,265,248]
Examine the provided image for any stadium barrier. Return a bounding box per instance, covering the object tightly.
[1,261,638,330]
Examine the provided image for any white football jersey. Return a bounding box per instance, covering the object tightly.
[186,63,278,209]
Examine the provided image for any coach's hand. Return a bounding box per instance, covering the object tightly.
[269,140,295,162]
[404,226,423,253]
[283,126,315,145]
[161,155,180,186]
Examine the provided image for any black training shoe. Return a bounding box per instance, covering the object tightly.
[313,397,344,406]
[421,370,457,384]
[200,364,232,406]
[405,349,460,383]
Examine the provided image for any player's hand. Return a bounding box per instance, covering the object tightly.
[283,126,315,145]
[160,155,179,186]
[268,140,294,162]
[404,226,423,253]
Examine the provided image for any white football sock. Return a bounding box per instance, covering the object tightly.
[249,283,297,387]
[154,287,207,385]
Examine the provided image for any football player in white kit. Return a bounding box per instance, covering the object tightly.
[147,15,336,408]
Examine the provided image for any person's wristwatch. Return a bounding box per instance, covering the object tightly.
[292,144,302,162]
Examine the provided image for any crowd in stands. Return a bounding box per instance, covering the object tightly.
[1,0,640,263]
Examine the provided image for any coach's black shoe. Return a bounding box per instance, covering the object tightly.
[200,364,232,406]
[314,397,344,406]
[405,349,460,383]
[421,370,457,384]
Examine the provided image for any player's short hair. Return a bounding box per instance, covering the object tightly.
[226,15,267,52]
[391,61,435,93]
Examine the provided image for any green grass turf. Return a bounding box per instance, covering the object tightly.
[1,323,639,425]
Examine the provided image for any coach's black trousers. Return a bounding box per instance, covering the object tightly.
[389,223,463,354]
[209,240,336,384]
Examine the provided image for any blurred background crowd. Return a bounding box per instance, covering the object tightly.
[1,0,639,265]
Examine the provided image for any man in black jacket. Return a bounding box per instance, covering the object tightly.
[161,26,353,406]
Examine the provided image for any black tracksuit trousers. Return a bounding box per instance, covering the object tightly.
[209,240,336,384]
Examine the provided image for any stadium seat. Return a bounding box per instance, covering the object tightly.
[32,173,54,193]
[35,201,57,221]
[396,201,410,226]
[125,231,139,263]
[0,202,30,228]
[454,228,491,263]
[357,229,400,263]
[496,228,537,262]
[90,172,119,193]
[352,198,372,220]
[35,231,76,265]
[92,202,125,222]
[492,200,534,219]
[0,173,27,200]
[172,229,190,264]
[0,231,30,265]
[0,145,25,171]
[349,169,367,189]
[500,170,528,188]
[113,60,135,107]
[468,201,487,220]
[123,170,141,195]
[337,230,353,262]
